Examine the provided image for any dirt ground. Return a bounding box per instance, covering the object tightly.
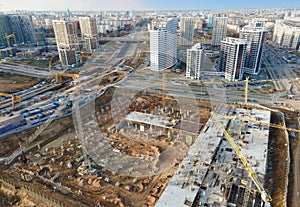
[0,116,73,158]
[265,111,289,207]
[282,109,300,207]
[0,87,212,207]
[0,183,53,207]
[0,74,41,93]
[0,86,294,207]
[262,106,300,207]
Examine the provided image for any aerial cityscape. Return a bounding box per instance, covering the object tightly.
[0,1,300,207]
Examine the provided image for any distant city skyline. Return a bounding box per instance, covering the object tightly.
[0,0,300,11]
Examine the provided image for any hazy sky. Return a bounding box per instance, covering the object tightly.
[0,0,299,11]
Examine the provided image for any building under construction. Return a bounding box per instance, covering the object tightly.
[53,20,81,68]
[156,105,271,207]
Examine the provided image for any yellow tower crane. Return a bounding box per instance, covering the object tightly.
[214,116,272,203]
[53,72,80,82]
[5,33,18,57]
[48,56,54,80]
[245,77,249,104]
[214,113,300,133]
[48,56,54,72]
[0,93,22,110]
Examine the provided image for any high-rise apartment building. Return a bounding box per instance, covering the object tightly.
[53,20,81,67]
[211,16,228,46]
[194,18,203,31]
[0,14,36,47]
[179,17,194,46]
[219,37,247,82]
[186,43,204,79]
[0,15,11,47]
[150,18,178,71]
[273,19,300,51]
[17,15,36,44]
[240,20,268,75]
[79,16,98,52]
[207,15,214,28]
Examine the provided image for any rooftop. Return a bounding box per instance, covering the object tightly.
[156,105,271,207]
[125,111,179,129]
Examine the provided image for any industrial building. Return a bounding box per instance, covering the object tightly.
[219,37,247,82]
[179,17,194,46]
[211,16,228,46]
[273,19,300,51]
[240,20,268,75]
[79,16,98,52]
[150,18,178,71]
[186,43,204,80]
[53,20,81,68]
[156,105,271,207]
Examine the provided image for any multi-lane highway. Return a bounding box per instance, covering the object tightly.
[0,61,54,78]
[0,83,64,111]
[114,68,275,106]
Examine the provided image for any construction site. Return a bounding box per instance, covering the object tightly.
[0,75,298,207]
[0,26,299,207]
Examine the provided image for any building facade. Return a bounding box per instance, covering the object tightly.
[179,17,194,46]
[194,18,203,31]
[79,16,98,52]
[0,15,11,47]
[240,20,268,75]
[53,20,81,67]
[207,15,214,28]
[186,43,204,79]
[211,17,228,46]
[0,14,36,48]
[219,37,247,81]
[273,19,300,51]
[150,18,178,71]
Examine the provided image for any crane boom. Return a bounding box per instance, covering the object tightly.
[215,117,272,203]
[53,73,80,82]
[221,114,300,133]
[5,98,68,164]
[0,93,22,109]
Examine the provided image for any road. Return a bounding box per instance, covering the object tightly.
[115,69,274,106]
[0,25,299,207]
[0,61,60,78]
[0,83,62,111]
[265,45,300,95]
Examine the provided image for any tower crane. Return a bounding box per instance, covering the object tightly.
[213,112,300,133]
[5,98,69,165]
[0,93,22,110]
[48,56,54,80]
[5,33,18,57]
[214,115,272,203]
[52,73,80,82]
[48,56,54,72]
[245,77,249,104]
